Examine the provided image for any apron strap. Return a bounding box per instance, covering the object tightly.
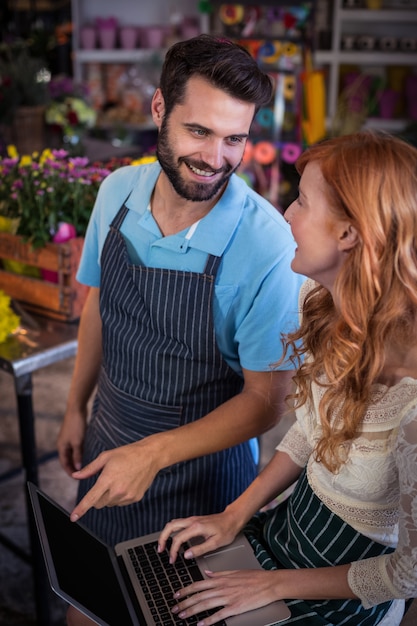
[110,199,131,230]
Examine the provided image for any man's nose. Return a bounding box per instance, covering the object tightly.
[202,139,226,171]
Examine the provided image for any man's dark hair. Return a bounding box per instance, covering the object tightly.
[159,34,273,117]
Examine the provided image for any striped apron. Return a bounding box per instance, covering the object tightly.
[77,203,257,545]
[245,469,394,625]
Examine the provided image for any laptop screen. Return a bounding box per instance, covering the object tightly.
[30,484,139,626]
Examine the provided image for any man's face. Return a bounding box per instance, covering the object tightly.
[153,76,255,203]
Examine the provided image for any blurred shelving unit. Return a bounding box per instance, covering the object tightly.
[313,0,417,132]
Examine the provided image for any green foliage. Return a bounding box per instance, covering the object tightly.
[0,148,113,248]
[0,148,156,249]
[0,41,50,123]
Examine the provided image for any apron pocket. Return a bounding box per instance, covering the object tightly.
[92,368,183,446]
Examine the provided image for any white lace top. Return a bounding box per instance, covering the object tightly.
[276,283,417,613]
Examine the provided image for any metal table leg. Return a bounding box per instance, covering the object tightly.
[0,315,78,625]
[15,372,52,626]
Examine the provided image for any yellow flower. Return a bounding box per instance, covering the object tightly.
[0,216,18,233]
[7,145,18,158]
[39,148,53,165]
[20,155,32,166]
[0,289,20,343]
[131,156,157,166]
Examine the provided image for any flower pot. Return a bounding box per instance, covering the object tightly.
[378,89,399,119]
[12,106,46,155]
[41,222,77,283]
[98,27,117,49]
[405,75,417,120]
[0,217,39,277]
[81,26,97,49]
[141,26,165,49]
[120,26,137,49]
[0,232,88,321]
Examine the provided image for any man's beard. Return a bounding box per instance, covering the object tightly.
[156,118,237,202]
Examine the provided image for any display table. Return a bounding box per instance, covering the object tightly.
[0,312,78,626]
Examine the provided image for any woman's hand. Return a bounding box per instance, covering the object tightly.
[158,512,241,563]
[171,569,282,626]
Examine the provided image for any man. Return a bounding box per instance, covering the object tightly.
[58,33,302,563]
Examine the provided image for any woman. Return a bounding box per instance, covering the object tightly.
[158,130,417,625]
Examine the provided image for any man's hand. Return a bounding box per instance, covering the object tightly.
[57,408,88,475]
[67,367,295,523]
[69,440,159,522]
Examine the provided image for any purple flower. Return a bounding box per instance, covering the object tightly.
[48,161,64,170]
[69,157,89,168]
[1,158,18,167]
[48,76,74,100]
[51,149,69,159]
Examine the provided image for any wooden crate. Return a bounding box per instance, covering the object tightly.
[0,232,89,321]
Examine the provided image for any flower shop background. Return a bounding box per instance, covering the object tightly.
[0,0,317,299]
[0,0,162,160]
[0,2,417,625]
[0,0,159,324]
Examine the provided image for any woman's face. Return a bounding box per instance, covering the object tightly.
[285,161,353,292]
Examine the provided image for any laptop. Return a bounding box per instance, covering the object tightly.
[28,482,291,626]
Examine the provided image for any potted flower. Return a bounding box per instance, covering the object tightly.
[0,147,156,319]
[45,75,97,155]
[0,41,50,154]
[0,146,157,248]
[0,147,116,248]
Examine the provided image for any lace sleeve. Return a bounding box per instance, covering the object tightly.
[348,399,417,608]
[276,420,312,468]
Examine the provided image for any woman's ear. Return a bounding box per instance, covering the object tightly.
[338,223,359,252]
[151,88,165,128]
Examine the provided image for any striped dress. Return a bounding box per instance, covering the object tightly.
[245,469,394,625]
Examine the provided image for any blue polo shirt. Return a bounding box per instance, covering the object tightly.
[77,161,304,375]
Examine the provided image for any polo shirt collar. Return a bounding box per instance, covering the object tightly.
[188,176,245,256]
[125,161,246,256]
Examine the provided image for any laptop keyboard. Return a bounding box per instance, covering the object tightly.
[128,539,226,626]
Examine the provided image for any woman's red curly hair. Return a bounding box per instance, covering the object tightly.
[283,130,417,472]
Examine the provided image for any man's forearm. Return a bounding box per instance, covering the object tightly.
[145,369,294,472]
[66,286,102,412]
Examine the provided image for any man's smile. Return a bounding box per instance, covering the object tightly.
[186,162,216,177]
